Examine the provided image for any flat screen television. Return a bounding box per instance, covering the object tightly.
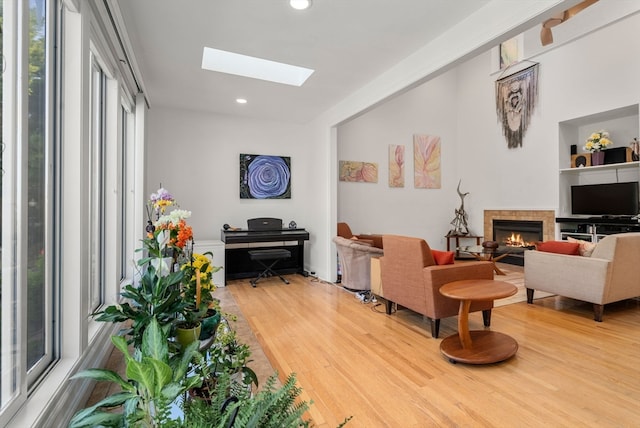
[571,181,639,216]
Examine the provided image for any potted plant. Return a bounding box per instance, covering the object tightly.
[92,231,188,348]
[182,372,313,428]
[69,318,202,427]
[93,207,198,349]
[183,371,353,428]
[189,318,259,403]
[584,130,613,166]
[154,208,194,268]
[181,251,222,341]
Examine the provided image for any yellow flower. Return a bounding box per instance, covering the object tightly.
[182,253,218,294]
[583,130,613,152]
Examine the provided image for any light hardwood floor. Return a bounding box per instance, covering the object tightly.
[227,267,640,428]
[88,264,640,427]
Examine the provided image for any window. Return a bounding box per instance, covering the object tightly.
[1,0,144,423]
[119,105,127,280]
[119,102,134,282]
[1,0,55,412]
[88,54,107,313]
[26,0,52,375]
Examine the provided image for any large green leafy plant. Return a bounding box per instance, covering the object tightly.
[70,318,201,427]
[92,256,187,349]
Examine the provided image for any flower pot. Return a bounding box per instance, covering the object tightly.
[175,322,202,348]
[591,151,605,166]
[199,309,221,340]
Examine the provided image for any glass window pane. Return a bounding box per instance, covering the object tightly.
[26,0,48,371]
[0,0,6,406]
[89,57,105,313]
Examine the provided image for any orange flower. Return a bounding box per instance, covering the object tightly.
[176,219,193,248]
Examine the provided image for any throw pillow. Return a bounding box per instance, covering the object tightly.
[566,236,597,257]
[431,249,455,265]
[535,240,580,255]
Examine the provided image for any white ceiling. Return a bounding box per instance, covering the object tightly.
[115,0,571,124]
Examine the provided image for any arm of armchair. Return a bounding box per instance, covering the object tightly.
[524,250,611,304]
[354,234,383,249]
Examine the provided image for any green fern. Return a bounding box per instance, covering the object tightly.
[231,372,311,428]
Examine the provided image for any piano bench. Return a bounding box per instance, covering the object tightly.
[248,249,292,287]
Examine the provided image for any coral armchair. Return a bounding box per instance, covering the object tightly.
[337,222,384,249]
[380,235,494,338]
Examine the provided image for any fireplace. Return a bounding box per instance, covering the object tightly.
[484,210,554,266]
[493,220,543,247]
[492,219,543,266]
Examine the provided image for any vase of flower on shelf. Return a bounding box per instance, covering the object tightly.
[584,130,612,166]
[591,151,605,166]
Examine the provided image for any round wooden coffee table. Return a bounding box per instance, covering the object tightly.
[439,279,518,364]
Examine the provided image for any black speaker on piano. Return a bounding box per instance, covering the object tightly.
[247,217,282,230]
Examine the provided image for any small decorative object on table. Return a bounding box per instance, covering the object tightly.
[447,180,471,236]
[630,138,639,162]
[482,240,499,249]
[584,130,613,166]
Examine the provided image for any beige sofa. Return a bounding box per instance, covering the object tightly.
[524,232,640,321]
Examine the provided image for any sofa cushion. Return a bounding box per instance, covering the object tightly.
[431,249,455,265]
[535,240,580,255]
[566,236,597,257]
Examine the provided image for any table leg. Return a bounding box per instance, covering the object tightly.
[490,253,509,275]
[457,299,472,349]
[491,262,506,276]
[468,253,505,275]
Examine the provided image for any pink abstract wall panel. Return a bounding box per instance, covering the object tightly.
[388,145,405,188]
[339,161,378,183]
[413,134,441,189]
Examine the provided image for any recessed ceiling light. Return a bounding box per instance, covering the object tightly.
[290,0,312,10]
[236,98,247,104]
[202,47,314,87]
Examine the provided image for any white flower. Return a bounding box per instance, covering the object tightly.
[156,229,170,250]
[155,209,192,227]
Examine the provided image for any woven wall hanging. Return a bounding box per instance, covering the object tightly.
[495,63,539,148]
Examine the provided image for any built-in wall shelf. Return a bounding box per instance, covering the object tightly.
[557,104,640,220]
[559,161,639,174]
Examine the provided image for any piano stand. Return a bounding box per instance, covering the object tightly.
[248,249,292,287]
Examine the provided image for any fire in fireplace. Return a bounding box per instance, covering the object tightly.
[493,219,543,265]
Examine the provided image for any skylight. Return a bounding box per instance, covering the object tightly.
[201,47,314,87]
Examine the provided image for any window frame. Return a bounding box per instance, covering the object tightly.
[1,0,146,424]
[1,0,57,417]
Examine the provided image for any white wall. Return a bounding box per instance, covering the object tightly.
[337,71,461,249]
[338,8,640,248]
[459,8,640,231]
[146,107,321,271]
[144,2,638,281]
